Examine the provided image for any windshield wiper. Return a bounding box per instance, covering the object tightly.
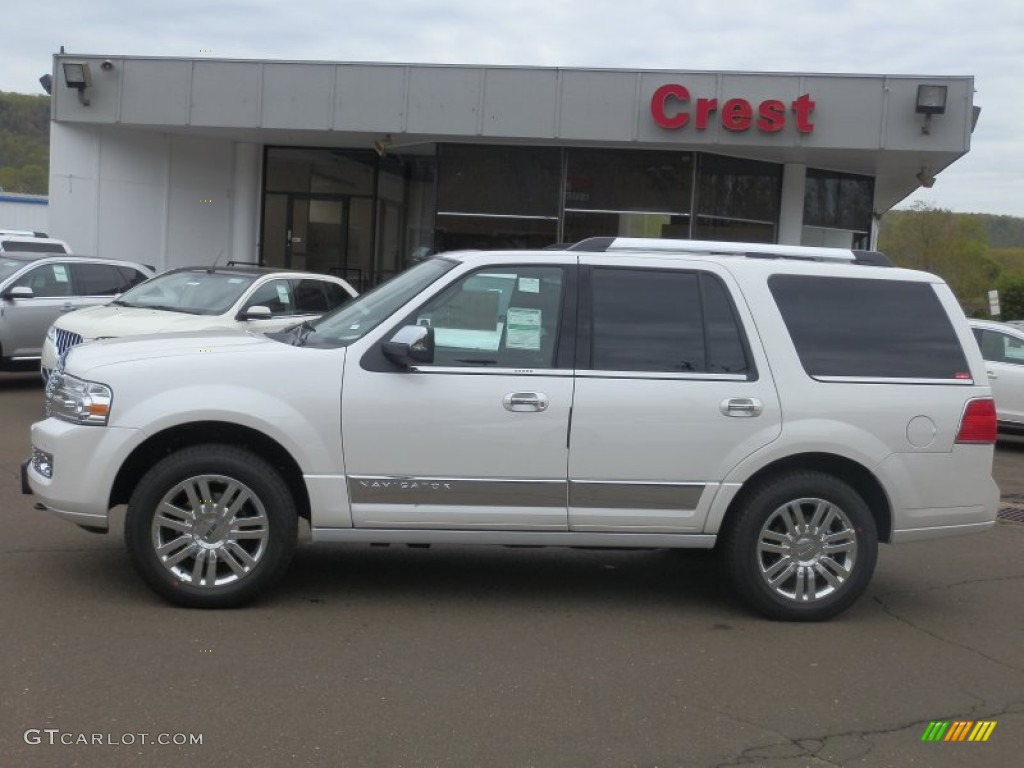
[289,320,318,347]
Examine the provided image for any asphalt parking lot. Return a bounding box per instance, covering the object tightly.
[1,370,1022,768]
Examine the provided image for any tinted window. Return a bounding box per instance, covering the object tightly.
[73,263,127,295]
[117,266,149,289]
[0,239,67,254]
[412,266,565,368]
[770,275,970,380]
[292,280,329,313]
[322,282,353,311]
[590,268,751,375]
[14,264,73,297]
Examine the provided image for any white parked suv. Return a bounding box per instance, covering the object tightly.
[23,238,1000,621]
[40,264,358,380]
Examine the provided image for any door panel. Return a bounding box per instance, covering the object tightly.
[341,366,572,529]
[340,263,573,530]
[568,259,781,533]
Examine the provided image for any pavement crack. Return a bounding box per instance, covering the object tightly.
[873,575,1024,674]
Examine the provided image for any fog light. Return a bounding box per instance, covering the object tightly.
[32,448,54,479]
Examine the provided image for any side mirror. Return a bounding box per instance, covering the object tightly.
[4,286,34,300]
[240,305,272,320]
[383,325,434,368]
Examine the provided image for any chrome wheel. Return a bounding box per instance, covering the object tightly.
[151,474,270,588]
[756,497,858,603]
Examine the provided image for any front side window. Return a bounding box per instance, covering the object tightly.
[14,264,73,297]
[589,268,751,375]
[771,275,970,380]
[411,266,565,368]
[243,279,295,316]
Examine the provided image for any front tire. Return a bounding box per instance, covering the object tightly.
[125,444,298,608]
[722,472,878,621]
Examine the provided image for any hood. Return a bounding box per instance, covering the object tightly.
[62,330,280,374]
[57,304,234,338]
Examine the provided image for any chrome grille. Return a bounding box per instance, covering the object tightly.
[53,328,83,356]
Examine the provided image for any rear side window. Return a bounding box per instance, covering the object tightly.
[73,263,129,295]
[769,275,970,380]
[589,268,751,375]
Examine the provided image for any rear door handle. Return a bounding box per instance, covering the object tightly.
[503,392,549,412]
[721,397,763,417]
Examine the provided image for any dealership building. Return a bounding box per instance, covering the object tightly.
[46,54,977,288]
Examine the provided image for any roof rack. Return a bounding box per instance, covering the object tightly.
[568,237,891,266]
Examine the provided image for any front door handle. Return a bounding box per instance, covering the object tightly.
[503,392,549,412]
[59,302,75,312]
[721,397,763,417]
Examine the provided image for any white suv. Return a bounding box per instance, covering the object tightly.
[23,238,1000,621]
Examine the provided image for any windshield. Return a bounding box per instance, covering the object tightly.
[299,258,457,346]
[113,270,259,315]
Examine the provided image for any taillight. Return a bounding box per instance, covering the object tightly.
[956,398,997,444]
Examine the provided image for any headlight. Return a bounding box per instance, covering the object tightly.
[46,373,113,426]
[46,325,56,342]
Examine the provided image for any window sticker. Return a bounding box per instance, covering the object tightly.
[275,284,290,303]
[53,265,69,283]
[505,308,542,350]
[517,277,540,294]
[228,278,244,284]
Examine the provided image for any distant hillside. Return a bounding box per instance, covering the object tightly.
[0,91,51,194]
[966,214,1024,248]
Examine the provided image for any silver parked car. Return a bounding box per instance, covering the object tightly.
[969,319,1024,434]
[0,252,153,371]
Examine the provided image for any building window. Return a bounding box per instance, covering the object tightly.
[802,168,873,248]
[694,154,781,243]
[435,145,560,252]
[564,149,693,242]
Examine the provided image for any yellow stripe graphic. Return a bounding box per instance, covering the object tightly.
[970,721,997,742]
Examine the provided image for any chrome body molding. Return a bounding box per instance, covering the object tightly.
[311,527,717,548]
[349,476,565,507]
[569,480,704,510]
[349,476,706,512]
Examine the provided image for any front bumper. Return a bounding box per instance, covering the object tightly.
[26,418,145,533]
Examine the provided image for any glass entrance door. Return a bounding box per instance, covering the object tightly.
[262,195,375,288]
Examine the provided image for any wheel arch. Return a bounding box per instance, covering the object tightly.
[719,452,892,543]
[110,421,311,520]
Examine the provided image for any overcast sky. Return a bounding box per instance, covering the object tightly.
[4,0,1022,217]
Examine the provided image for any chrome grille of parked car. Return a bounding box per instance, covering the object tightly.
[54,328,83,356]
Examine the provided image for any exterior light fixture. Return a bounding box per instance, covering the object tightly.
[916,167,936,188]
[915,84,947,134]
[62,61,92,105]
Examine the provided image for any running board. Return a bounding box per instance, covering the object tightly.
[311,528,716,549]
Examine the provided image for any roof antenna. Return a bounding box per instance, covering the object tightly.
[206,249,225,273]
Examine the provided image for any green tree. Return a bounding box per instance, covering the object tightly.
[879,203,998,313]
[995,274,1024,321]
[0,90,50,194]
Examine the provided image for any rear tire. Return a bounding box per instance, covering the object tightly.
[125,444,297,608]
[722,472,877,621]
